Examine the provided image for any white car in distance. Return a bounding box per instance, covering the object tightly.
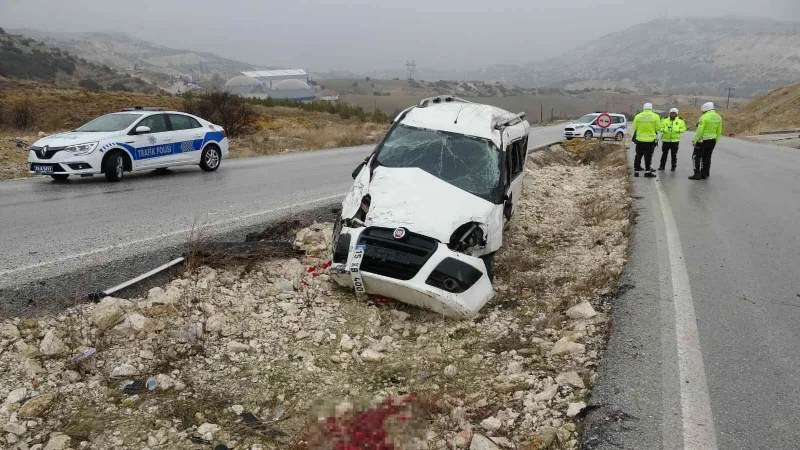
[330,96,531,318]
[563,112,628,141]
[28,107,229,182]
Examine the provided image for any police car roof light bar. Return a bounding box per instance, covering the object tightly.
[121,106,167,112]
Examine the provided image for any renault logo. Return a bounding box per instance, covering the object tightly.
[39,146,48,158]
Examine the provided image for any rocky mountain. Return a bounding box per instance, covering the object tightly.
[8,28,254,76]
[491,17,800,96]
[0,28,160,93]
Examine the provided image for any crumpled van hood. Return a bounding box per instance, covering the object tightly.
[362,166,498,243]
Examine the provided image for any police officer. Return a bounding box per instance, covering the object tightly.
[659,108,686,171]
[689,102,723,180]
[632,103,661,178]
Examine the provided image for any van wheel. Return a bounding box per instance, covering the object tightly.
[584,131,593,140]
[615,132,625,141]
[200,145,221,171]
[104,152,124,182]
[481,254,495,283]
[566,137,574,141]
[50,174,69,181]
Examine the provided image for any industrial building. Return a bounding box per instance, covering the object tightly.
[223,69,315,101]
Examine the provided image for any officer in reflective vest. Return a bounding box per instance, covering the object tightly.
[632,103,661,178]
[689,102,723,180]
[659,108,687,171]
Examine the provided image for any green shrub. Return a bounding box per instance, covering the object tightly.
[78,78,102,91]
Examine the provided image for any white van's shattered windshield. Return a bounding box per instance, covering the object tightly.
[375,124,501,202]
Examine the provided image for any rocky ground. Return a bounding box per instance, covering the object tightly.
[0,142,630,450]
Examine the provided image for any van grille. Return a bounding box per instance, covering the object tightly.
[357,227,438,280]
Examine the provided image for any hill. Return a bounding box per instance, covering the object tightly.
[0,28,161,93]
[494,17,800,97]
[9,28,255,76]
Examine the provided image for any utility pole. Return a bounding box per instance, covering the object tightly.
[694,97,697,107]
[726,87,733,109]
[551,108,554,121]
[540,103,543,124]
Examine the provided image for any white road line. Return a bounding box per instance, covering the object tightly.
[654,180,719,450]
[0,193,345,278]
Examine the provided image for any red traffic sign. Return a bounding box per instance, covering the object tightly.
[596,113,613,129]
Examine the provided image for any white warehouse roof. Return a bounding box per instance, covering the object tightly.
[241,69,307,78]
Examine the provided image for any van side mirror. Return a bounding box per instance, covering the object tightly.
[134,126,151,135]
[352,161,366,179]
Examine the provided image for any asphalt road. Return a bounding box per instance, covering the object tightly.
[583,133,800,449]
[0,124,564,315]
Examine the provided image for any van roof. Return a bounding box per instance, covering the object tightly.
[400,102,529,148]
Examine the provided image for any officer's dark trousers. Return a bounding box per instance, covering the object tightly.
[634,141,657,171]
[660,142,679,168]
[692,139,717,176]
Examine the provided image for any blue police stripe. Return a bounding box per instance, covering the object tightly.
[105,131,225,161]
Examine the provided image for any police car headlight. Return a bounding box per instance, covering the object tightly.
[65,142,98,156]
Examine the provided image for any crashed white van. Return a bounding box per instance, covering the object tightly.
[330,96,531,318]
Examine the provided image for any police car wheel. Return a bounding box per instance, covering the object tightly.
[50,174,69,181]
[583,131,593,140]
[615,132,624,141]
[104,152,124,182]
[200,146,221,172]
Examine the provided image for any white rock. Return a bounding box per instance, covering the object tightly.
[0,323,20,340]
[480,416,502,432]
[5,387,28,405]
[147,435,159,447]
[507,361,523,374]
[444,365,458,377]
[360,349,385,362]
[140,350,155,360]
[197,422,220,440]
[128,313,155,333]
[91,298,125,330]
[566,301,597,320]
[4,422,27,435]
[161,286,183,304]
[231,404,245,415]
[147,287,165,301]
[38,131,47,137]
[340,334,355,351]
[470,434,501,450]
[566,402,587,417]
[39,330,67,356]
[155,374,184,391]
[110,363,138,378]
[277,302,299,316]
[556,371,585,389]
[205,314,227,334]
[534,378,558,402]
[227,341,250,353]
[390,310,410,322]
[44,433,71,450]
[549,337,586,355]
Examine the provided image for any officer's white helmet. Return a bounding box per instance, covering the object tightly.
[701,102,715,112]
[643,103,653,110]
[670,108,679,114]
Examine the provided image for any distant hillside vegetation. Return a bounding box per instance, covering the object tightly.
[0,28,160,93]
[9,28,254,76]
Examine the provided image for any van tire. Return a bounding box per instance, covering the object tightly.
[584,131,593,140]
[481,254,495,283]
[615,132,625,141]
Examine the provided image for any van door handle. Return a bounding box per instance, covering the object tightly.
[192,135,202,139]
[162,138,173,142]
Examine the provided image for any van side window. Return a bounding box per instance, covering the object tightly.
[613,116,625,124]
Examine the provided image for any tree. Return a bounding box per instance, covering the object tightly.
[11,98,35,130]
[183,91,258,137]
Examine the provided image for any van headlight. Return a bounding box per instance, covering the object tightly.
[65,142,98,156]
[448,222,486,253]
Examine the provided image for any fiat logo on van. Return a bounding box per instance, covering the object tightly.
[393,228,407,240]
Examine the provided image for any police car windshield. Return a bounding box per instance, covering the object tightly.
[375,124,501,202]
[76,114,142,132]
[575,114,597,124]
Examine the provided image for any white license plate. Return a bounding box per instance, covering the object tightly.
[33,165,53,174]
[349,244,366,293]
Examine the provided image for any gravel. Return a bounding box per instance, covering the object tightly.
[0,143,630,449]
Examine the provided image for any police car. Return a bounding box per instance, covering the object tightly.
[563,113,628,141]
[28,107,229,182]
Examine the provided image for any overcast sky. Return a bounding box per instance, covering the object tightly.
[2,0,799,72]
